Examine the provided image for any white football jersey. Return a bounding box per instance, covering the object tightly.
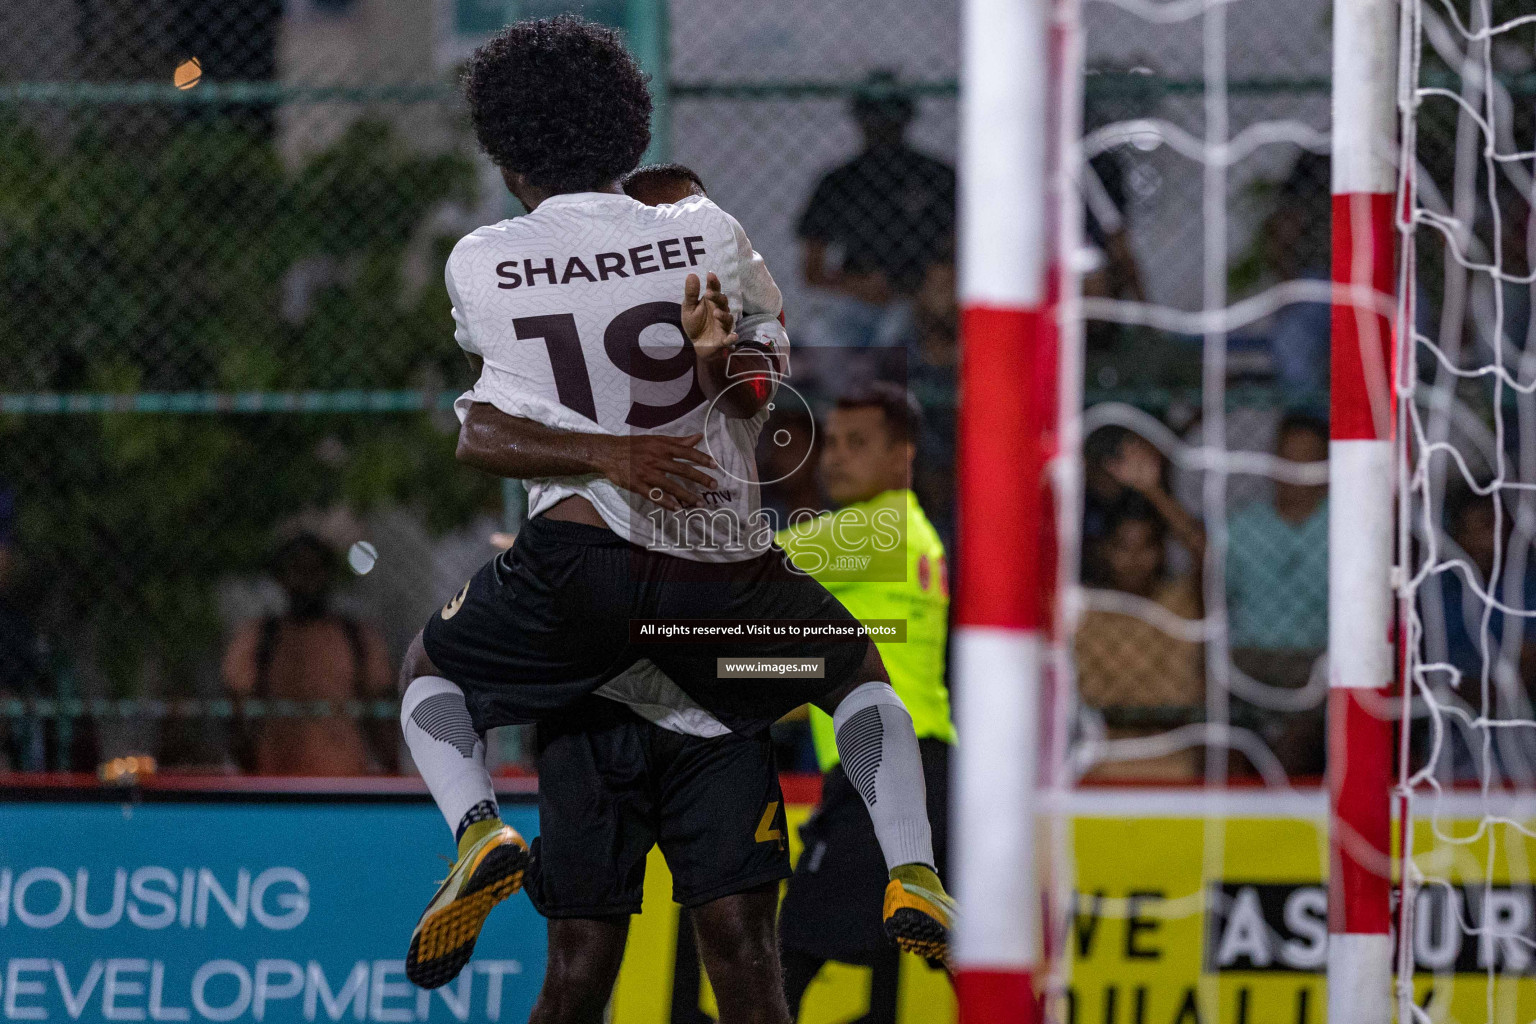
[447,192,788,562]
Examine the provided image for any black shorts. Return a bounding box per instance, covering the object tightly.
[524,705,791,917]
[422,516,870,736]
[777,739,951,963]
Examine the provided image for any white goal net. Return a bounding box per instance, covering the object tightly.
[1049,0,1536,1015]
[1047,0,1343,1008]
[1398,0,1536,1019]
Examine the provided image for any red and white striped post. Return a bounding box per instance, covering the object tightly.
[953,0,1052,1018]
[1327,0,1398,1016]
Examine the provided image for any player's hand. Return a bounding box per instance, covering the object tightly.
[591,432,719,511]
[681,272,737,361]
[683,273,769,419]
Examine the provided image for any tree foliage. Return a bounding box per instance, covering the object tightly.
[0,112,496,697]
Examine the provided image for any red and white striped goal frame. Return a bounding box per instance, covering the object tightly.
[955,0,1401,1017]
[953,0,1053,1017]
[1327,0,1399,1017]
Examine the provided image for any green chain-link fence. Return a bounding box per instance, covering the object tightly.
[0,0,1345,777]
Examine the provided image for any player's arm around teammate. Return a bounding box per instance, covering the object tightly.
[452,265,755,512]
[457,399,717,511]
[404,157,798,1022]
[398,18,952,1005]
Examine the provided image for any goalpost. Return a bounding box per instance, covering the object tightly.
[950,0,1409,1019]
[960,0,1536,1009]
[952,0,1054,1015]
[1328,0,1398,1020]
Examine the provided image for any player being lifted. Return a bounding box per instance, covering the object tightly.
[396,16,954,992]
[479,165,801,1024]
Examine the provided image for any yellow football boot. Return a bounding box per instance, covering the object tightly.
[405,824,528,989]
[882,863,956,965]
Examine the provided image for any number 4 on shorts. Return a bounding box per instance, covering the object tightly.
[755,801,784,850]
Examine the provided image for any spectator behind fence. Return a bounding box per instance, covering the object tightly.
[796,69,956,351]
[1439,486,1536,691]
[1254,153,1331,395]
[1225,414,1328,774]
[902,259,959,546]
[1226,414,1328,670]
[1080,140,1146,354]
[223,533,395,775]
[1075,493,1204,781]
[1083,426,1203,586]
[0,484,59,772]
[1426,486,1536,780]
[1083,426,1134,584]
[1104,427,1206,564]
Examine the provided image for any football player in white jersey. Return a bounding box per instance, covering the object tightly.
[487,165,799,1024]
[396,18,954,1006]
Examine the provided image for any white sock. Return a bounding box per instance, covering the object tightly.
[401,676,499,840]
[832,681,935,873]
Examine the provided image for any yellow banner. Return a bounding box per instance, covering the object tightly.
[1065,790,1536,1022]
[612,803,955,1024]
[608,790,1536,1023]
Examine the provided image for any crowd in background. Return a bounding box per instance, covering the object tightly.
[0,76,1407,787]
[1077,414,1329,780]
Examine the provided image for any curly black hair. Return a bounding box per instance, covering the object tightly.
[463,16,652,194]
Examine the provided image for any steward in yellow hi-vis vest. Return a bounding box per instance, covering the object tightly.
[777,488,956,770]
[774,383,957,1008]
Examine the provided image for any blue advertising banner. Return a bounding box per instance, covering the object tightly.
[0,799,546,1023]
